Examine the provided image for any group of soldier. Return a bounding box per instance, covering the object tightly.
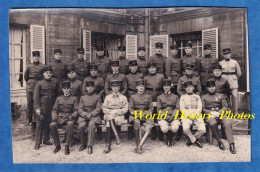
[24,41,241,156]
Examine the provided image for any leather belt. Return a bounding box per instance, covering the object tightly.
[146,88,161,91]
[222,72,236,75]
[128,88,136,91]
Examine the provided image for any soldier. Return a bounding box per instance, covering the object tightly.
[177,62,202,96]
[24,51,45,125]
[157,79,180,147]
[149,42,167,74]
[82,63,104,98]
[92,46,111,81]
[129,79,154,154]
[33,66,59,150]
[219,48,241,114]
[180,41,200,76]
[165,42,181,94]
[199,44,219,92]
[202,80,236,154]
[50,81,78,155]
[102,80,128,154]
[118,46,129,75]
[105,60,127,96]
[78,80,102,154]
[72,48,90,82]
[126,59,143,99]
[136,46,149,76]
[180,81,206,148]
[66,64,82,100]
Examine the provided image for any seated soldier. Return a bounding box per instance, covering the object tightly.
[202,80,236,154]
[157,79,180,147]
[50,81,78,155]
[78,80,102,154]
[102,80,128,154]
[129,79,154,154]
[180,81,206,148]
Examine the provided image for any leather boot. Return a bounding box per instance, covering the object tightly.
[194,139,203,148]
[175,126,183,141]
[134,129,140,152]
[128,126,134,140]
[87,146,93,154]
[136,129,150,154]
[164,133,170,147]
[168,131,174,146]
[109,120,120,145]
[218,141,226,150]
[53,145,61,154]
[65,146,70,155]
[229,143,236,154]
[103,127,111,154]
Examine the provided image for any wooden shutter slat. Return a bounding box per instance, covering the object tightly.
[83,30,91,62]
[126,35,137,59]
[30,25,45,64]
[202,28,218,59]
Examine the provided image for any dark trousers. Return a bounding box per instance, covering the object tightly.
[35,114,51,145]
[50,121,74,147]
[78,120,97,147]
[26,91,34,122]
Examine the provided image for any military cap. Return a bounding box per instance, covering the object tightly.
[185,41,192,48]
[111,80,121,87]
[138,46,145,51]
[185,62,195,70]
[213,64,222,70]
[129,59,138,66]
[147,61,157,68]
[67,63,75,73]
[223,48,231,54]
[62,80,71,89]
[184,81,194,88]
[90,63,98,70]
[77,48,84,54]
[32,51,40,57]
[110,60,119,66]
[96,46,104,51]
[86,80,95,87]
[136,79,145,86]
[204,44,212,50]
[206,79,216,87]
[43,65,52,73]
[54,49,62,54]
[118,46,126,51]
[155,42,163,48]
[163,79,171,86]
[170,42,178,50]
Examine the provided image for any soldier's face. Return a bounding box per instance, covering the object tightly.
[137,84,145,93]
[207,86,216,93]
[77,53,84,59]
[118,50,125,57]
[43,71,52,80]
[223,53,232,59]
[86,86,94,93]
[163,85,171,93]
[67,71,77,79]
[111,66,119,73]
[156,47,162,54]
[185,85,194,94]
[170,49,178,56]
[54,53,62,60]
[185,68,194,75]
[205,48,212,55]
[148,66,157,74]
[112,86,120,93]
[90,69,98,76]
[32,55,40,63]
[138,50,145,57]
[62,88,70,95]
[185,47,192,55]
[96,50,104,57]
[129,65,138,73]
[213,69,222,77]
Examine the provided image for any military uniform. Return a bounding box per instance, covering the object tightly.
[149,42,167,74]
[92,54,111,81]
[78,80,102,154]
[72,48,90,82]
[82,76,104,97]
[137,47,149,76]
[33,66,59,148]
[177,74,202,96]
[66,64,82,100]
[24,51,45,123]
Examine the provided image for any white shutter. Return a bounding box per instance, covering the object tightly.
[126,35,137,59]
[202,28,218,58]
[30,25,45,64]
[83,30,91,62]
[149,35,168,57]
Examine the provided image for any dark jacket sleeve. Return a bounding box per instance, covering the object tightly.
[33,82,41,110]
[121,75,127,96]
[24,66,30,82]
[51,98,59,121]
[72,98,79,118]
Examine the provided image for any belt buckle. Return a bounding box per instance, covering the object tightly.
[153,88,156,91]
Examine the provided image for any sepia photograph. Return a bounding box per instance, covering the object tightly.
[9,7,251,163]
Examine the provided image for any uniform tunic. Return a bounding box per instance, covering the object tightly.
[82,76,104,97]
[50,59,67,81]
[165,55,181,85]
[72,58,90,81]
[149,54,167,74]
[68,79,82,100]
[118,56,129,75]
[126,72,143,99]
[92,56,111,81]
[137,56,148,76]
[199,55,218,86]
[144,73,165,101]
[105,72,127,96]
[180,55,200,75]
[177,75,202,96]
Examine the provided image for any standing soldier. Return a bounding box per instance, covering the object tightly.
[202,80,236,154]
[92,46,111,81]
[177,62,202,96]
[50,81,78,155]
[24,51,45,125]
[180,41,200,76]
[219,48,241,114]
[78,80,102,154]
[199,44,219,93]
[136,46,149,76]
[165,42,181,94]
[105,60,127,96]
[72,48,90,82]
[149,42,167,75]
[118,46,129,75]
[102,80,128,154]
[180,81,206,148]
[66,64,82,100]
[33,66,59,150]
[129,79,154,154]
[157,79,180,147]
